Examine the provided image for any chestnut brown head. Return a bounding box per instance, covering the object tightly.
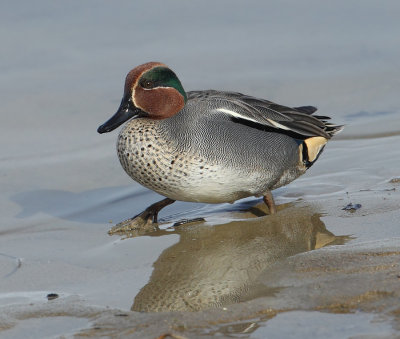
[98,62,187,133]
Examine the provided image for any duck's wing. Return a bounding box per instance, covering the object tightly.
[187,90,343,139]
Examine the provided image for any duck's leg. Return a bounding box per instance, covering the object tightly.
[143,198,176,223]
[263,191,276,215]
[108,198,175,235]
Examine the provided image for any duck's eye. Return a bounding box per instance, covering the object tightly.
[141,80,154,89]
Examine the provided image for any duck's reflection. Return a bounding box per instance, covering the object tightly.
[132,204,345,312]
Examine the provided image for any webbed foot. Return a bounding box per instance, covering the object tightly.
[108,198,175,236]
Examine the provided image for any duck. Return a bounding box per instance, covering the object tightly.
[98,61,343,233]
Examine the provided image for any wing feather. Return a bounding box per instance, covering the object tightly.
[187,90,343,139]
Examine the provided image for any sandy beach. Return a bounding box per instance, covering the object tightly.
[1,1,400,338]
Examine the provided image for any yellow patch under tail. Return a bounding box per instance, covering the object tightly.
[304,136,328,163]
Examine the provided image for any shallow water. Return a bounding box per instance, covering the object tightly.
[0,316,89,339]
[1,0,400,337]
[207,311,396,338]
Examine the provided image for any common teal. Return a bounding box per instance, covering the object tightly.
[98,62,343,233]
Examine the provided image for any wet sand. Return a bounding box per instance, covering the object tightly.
[1,1,400,338]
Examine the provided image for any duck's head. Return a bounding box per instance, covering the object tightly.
[97,62,187,134]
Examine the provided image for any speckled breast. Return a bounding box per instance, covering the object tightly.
[116,119,274,203]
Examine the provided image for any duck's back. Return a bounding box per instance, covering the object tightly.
[161,97,304,178]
